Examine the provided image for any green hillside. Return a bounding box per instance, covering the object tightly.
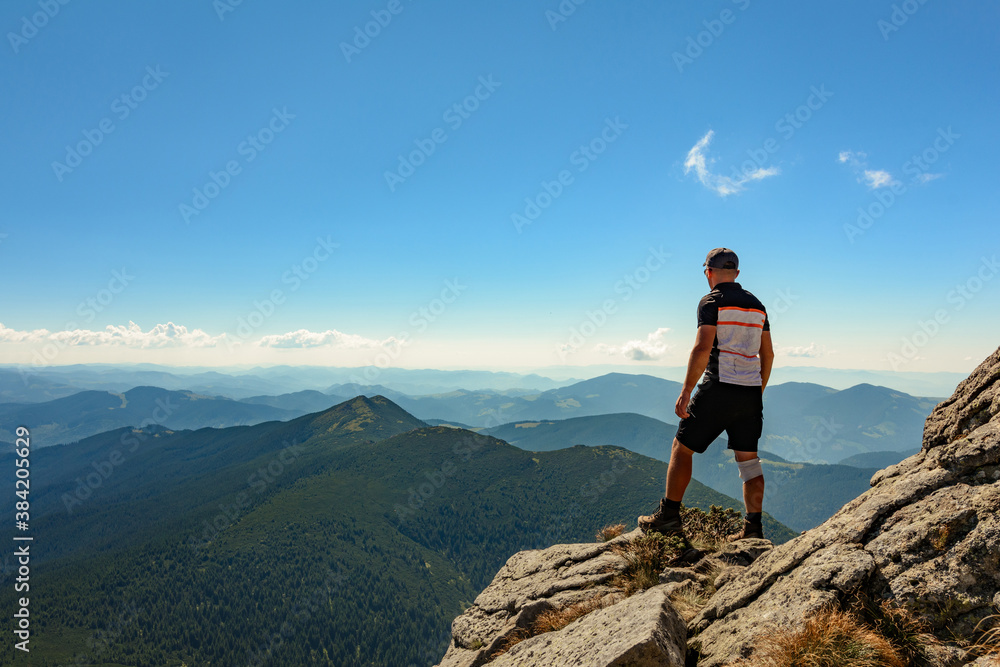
[485,411,674,456]
[1,397,793,666]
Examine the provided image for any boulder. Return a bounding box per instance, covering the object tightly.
[489,584,686,667]
[437,530,637,667]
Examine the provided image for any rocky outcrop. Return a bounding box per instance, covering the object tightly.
[434,532,777,667]
[923,348,1000,451]
[690,347,1000,666]
[437,348,1000,667]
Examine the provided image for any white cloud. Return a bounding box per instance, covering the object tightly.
[595,328,671,361]
[257,329,404,350]
[0,322,411,354]
[684,131,779,197]
[863,169,897,189]
[837,150,867,166]
[838,150,904,189]
[840,149,944,188]
[777,342,832,358]
[556,341,576,358]
[0,321,227,348]
[0,323,50,343]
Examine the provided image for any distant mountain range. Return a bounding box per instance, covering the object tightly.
[0,364,573,401]
[761,382,938,461]
[0,386,302,447]
[2,362,964,402]
[837,448,920,469]
[239,388,347,413]
[520,363,967,397]
[1,372,940,465]
[0,365,290,400]
[0,368,81,403]
[0,395,791,666]
[266,374,938,464]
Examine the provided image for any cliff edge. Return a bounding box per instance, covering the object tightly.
[436,347,1000,667]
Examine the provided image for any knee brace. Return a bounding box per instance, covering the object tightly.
[737,457,763,482]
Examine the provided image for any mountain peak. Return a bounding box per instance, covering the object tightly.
[345,394,378,408]
[306,394,426,439]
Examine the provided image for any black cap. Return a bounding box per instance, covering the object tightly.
[703,248,739,270]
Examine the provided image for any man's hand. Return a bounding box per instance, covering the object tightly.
[676,325,715,419]
[759,329,774,394]
[675,388,692,419]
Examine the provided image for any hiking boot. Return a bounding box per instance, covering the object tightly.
[638,498,685,539]
[728,519,764,541]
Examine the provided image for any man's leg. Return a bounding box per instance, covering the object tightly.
[665,437,695,501]
[731,450,765,540]
[641,381,715,546]
[733,450,764,514]
[638,438,695,537]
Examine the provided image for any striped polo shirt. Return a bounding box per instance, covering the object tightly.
[697,281,769,386]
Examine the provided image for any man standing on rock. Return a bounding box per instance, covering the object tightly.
[639,248,774,543]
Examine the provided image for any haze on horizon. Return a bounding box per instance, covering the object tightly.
[2,2,997,377]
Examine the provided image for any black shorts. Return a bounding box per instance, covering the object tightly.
[675,379,763,454]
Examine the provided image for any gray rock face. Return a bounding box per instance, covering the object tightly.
[690,347,1000,666]
[436,531,639,667]
[490,585,686,667]
[923,347,1000,451]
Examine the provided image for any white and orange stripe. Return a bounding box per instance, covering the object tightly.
[715,306,766,385]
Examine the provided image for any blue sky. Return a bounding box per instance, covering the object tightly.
[1,1,997,374]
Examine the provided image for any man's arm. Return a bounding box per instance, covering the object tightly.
[675,324,716,419]
[759,330,774,393]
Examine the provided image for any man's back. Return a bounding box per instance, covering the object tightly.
[697,281,769,387]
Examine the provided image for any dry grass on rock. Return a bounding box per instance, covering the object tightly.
[726,607,906,667]
[971,614,1000,661]
[611,531,685,595]
[595,522,626,542]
